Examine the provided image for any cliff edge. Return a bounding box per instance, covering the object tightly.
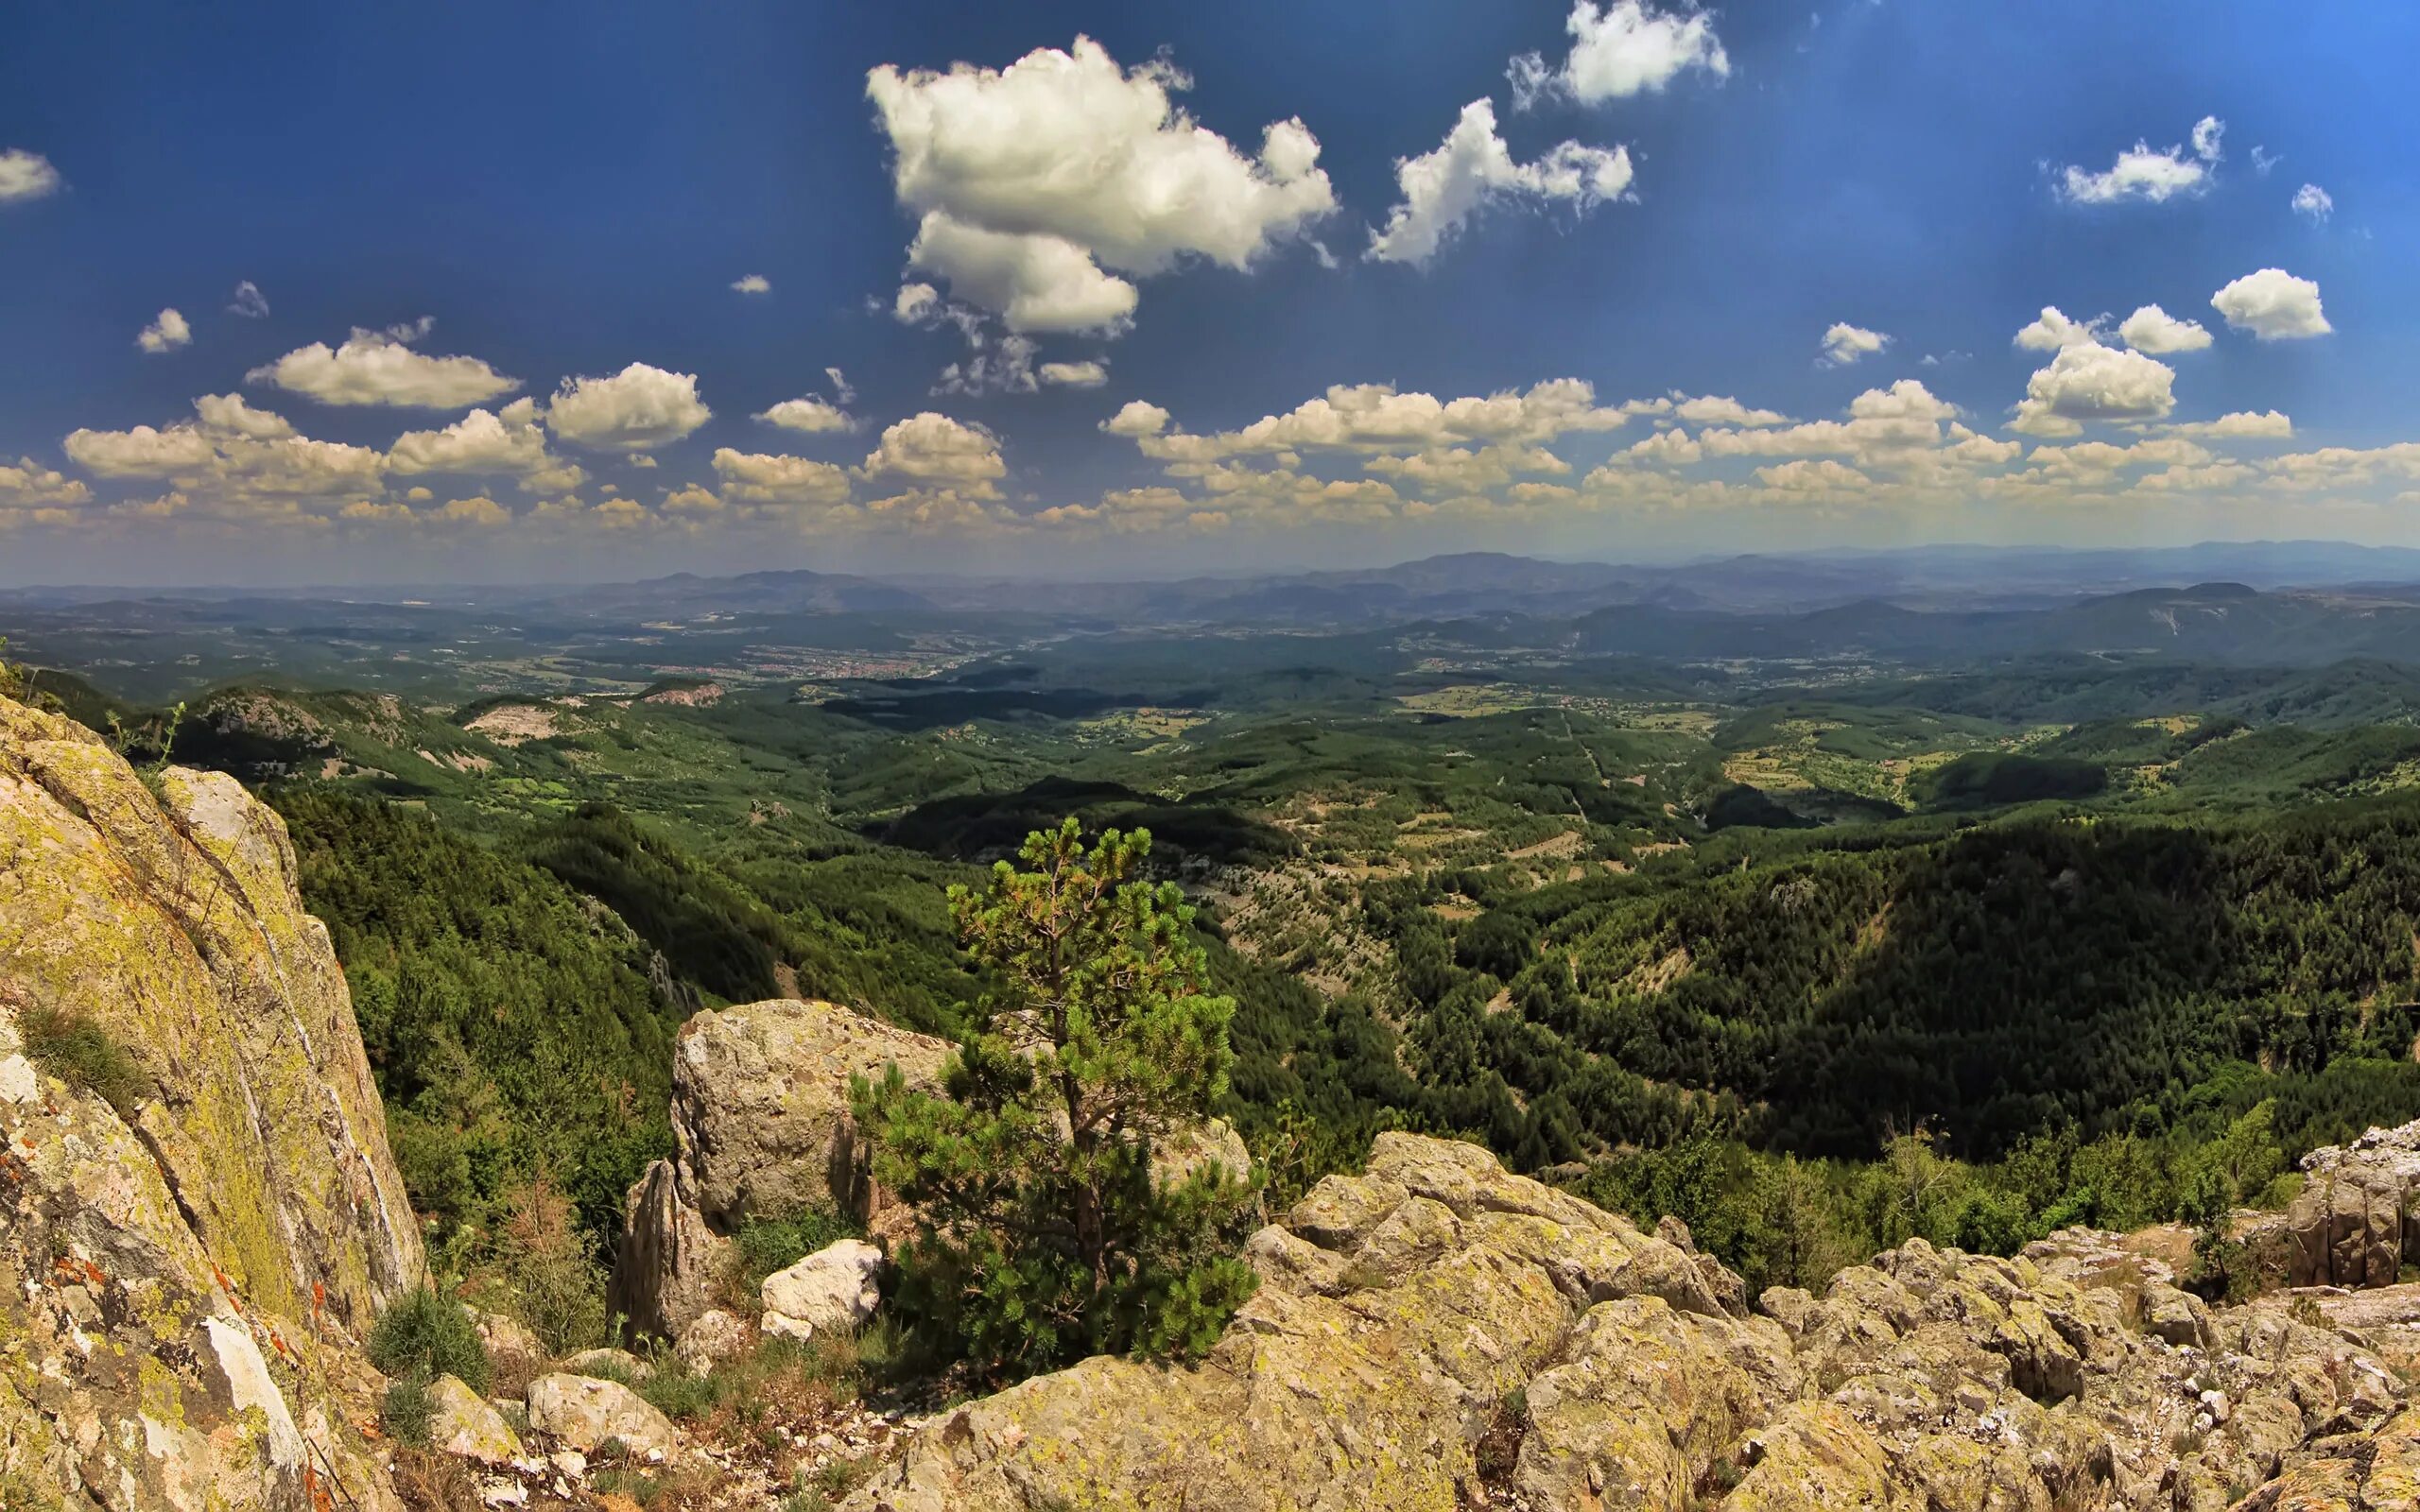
[0,692,422,1509]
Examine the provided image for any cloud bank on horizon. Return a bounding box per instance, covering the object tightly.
[0,0,2410,581]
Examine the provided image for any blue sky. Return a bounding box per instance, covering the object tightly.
[0,0,2412,585]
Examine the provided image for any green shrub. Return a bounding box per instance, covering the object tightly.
[381,1371,437,1449]
[18,1005,147,1118]
[733,1206,858,1291]
[367,1288,492,1395]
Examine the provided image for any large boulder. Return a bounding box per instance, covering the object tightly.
[0,693,422,1509]
[761,1237,884,1340]
[838,1134,2408,1512]
[610,998,948,1341]
[2284,1119,2420,1288]
[671,996,952,1228]
[524,1373,682,1459]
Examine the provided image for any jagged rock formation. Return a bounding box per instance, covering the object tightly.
[843,1132,2411,1512]
[0,693,423,1509]
[610,996,950,1339]
[2284,1121,2420,1289]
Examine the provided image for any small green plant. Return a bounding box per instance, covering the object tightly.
[381,1370,438,1449]
[734,1205,859,1291]
[17,1004,147,1118]
[366,1286,493,1395]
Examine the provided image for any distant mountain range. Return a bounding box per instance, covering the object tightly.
[17,541,2420,632]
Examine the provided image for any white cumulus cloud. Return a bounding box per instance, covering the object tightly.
[731,273,771,295]
[0,148,61,203]
[2211,267,2331,339]
[2118,304,2213,354]
[545,363,713,450]
[1367,99,1631,266]
[250,321,521,408]
[228,281,269,318]
[861,412,1007,494]
[388,400,555,475]
[2014,306,2105,352]
[2291,183,2333,224]
[1820,323,1889,366]
[1039,360,1109,388]
[2010,343,2177,437]
[712,448,854,506]
[867,37,1335,335]
[756,397,856,434]
[2055,120,2221,205]
[136,309,192,354]
[1508,1,1729,109]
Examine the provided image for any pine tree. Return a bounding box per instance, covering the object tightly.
[854,819,1258,1381]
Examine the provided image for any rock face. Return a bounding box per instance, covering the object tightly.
[0,694,424,1509]
[610,997,949,1339]
[843,1131,2408,1512]
[761,1238,884,1340]
[2284,1120,2420,1288]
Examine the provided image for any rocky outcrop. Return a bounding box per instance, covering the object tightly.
[842,1132,2409,1512]
[2284,1121,2420,1289]
[610,997,949,1339]
[0,694,423,1509]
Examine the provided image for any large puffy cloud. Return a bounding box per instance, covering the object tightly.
[868,37,1334,334]
[387,400,554,475]
[1819,323,1889,366]
[1367,99,1630,266]
[861,413,1007,494]
[545,363,712,450]
[2118,304,2212,354]
[756,397,857,434]
[902,213,1138,333]
[711,447,854,506]
[1508,1,1729,109]
[250,321,521,408]
[136,309,192,354]
[2211,268,2331,339]
[2009,343,2177,437]
[2055,118,2221,205]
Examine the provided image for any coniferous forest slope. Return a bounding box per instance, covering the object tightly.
[15,552,2420,1352]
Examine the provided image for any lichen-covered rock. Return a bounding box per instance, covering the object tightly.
[426,1373,524,1466]
[608,1155,734,1342]
[838,1136,2411,1512]
[761,1238,883,1340]
[0,693,421,1510]
[524,1372,682,1458]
